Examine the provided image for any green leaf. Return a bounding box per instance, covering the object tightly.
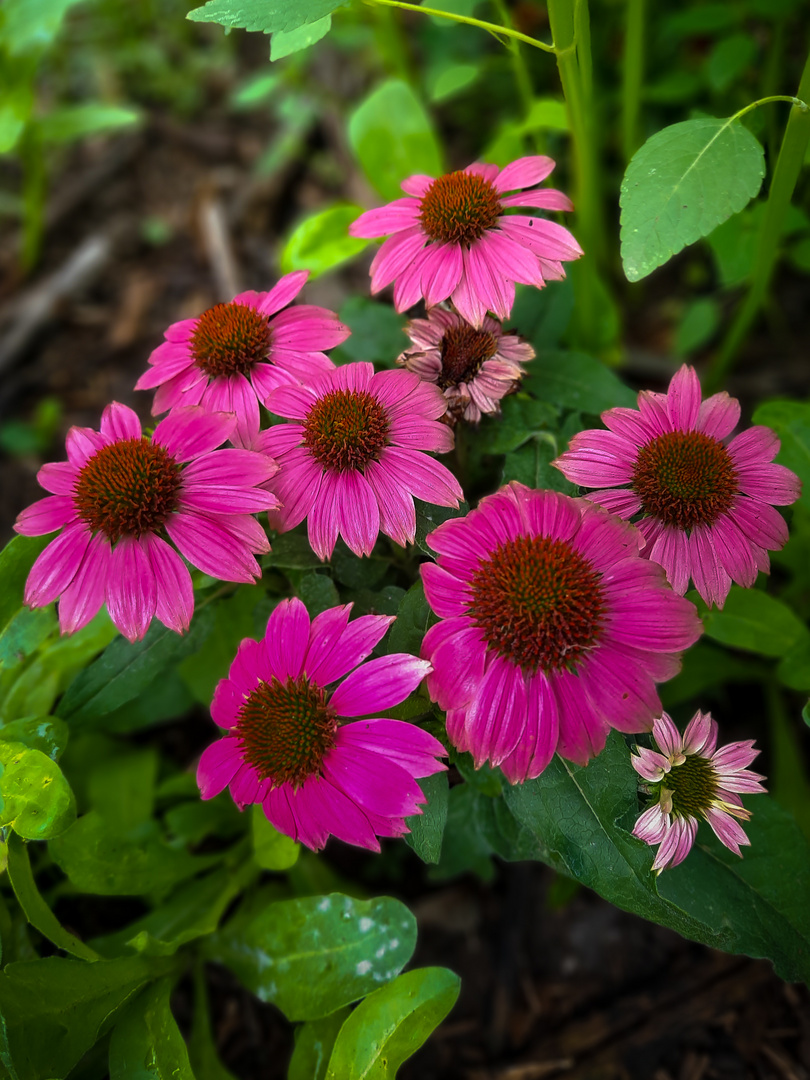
[177,586,263,706]
[325,967,460,1079]
[777,638,810,691]
[524,350,637,415]
[87,747,157,830]
[752,399,810,508]
[49,812,218,896]
[505,276,574,350]
[36,104,141,144]
[387,582,430,657]
[187,0,345,34]
[289,1009,349,1080]
[281,204,369,279]
[426,61,480,103]
[0,535,50,638]
[204,893,417,1020]
[0,954,169,1080]
[414,500,468,557]
[189,963,238,1080]
[620,117,765,282]
[0,715,68,760]
[404,772,448,865]
[6,834,98,961]
[0,742,75,840]
[348,80,443,202]
[477,393,558,455]
[331,297,407,368]
[674,297,721,356]
[698,586,809,657]
[267,531,322,570]
[109,978,193,1079]
[252,804,300,870]
[503,732,810,983]
[270,14,332,59]
[0,607,56,671]
[297,572,340,617]
[1,0,84,54]
[0,104,26,154]
[428,784,494,883]
[57,602,214,724]
[92,868,241,959]
[501,435,577,494]
[660,641,763,709]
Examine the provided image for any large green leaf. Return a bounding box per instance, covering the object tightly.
[289,1009,349,1080]
[0,954,170,1080]
[0,742,75,840]
[524,350,637,415]
[620,117,765,281]
[270,14,332,59]
[503,732,810,982]
[0,715,68,760]
[697,586,809,657]
[348,80,443,202]
[204,893,417,1020]
[251,804,300,870]
[187,0,345,33]
[324,967,460,1079]
[49,812,218,896]
[109,979,193,1080]
[6,835,98,961]
[57,602,214,723]
[403,772,448,866]
[281,204,369,278]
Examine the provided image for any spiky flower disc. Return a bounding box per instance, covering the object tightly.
[554,365,801,607]
[631,711,766,872]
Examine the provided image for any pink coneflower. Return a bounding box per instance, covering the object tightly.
[14,403,279,642]
[197,597,446,851]
[632,711,766,872]
[420,483,702,781]
[554,365,801,608]
[260,361,464,559]
[397,308,535,424]
[349,157,582,327]
[135,271,350,447]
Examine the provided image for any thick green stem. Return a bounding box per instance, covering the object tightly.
[707,52,810,391]
[621,0,645,162]
[547,0,603,346]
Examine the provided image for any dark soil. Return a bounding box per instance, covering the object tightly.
[2,88,809,1080]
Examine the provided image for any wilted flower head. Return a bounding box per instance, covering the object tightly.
[349,156,582,327]
[398,308,535,424]
[197,598,446,851]
[632,711,766,872]
[15,403,279,642]
[420,483,702,782]
[135,271,350,447]
[554,365,801,608]
[261,362,463,559]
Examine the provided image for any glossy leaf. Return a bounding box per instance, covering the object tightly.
[281,204,369,278]
[404,772,449,865]
[252,803,300,870]
[325,967,460,1079]
[524,351,637,415]
[187,0,345,34]
[57,602,214,724]
[620,117,765,281]
[697,586,809,657]
[0,715,68,760]
[109,978,194,1080]
[348,80,443,201]
[0,953,169,1080]
[6,834,98,961]
[503,732,810,983]
[49,812,219,896]
[204,892,417,1020]
[289,1008,349,1080]
[0,742,75,840]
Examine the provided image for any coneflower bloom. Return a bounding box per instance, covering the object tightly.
[349,156,582,327]
[197,597,446,851]
[135,271,350,447]
[420,483,702,782]
[15,403,279,642]
[261,362,463,559]
[554,365,801,608]
[632,711,766,873]
[397,308,535,423]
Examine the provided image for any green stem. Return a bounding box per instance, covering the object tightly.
[371,3,414,83]
[364,0,556,52]
[621,0,645,162]
[706,61,810,391]
[491,0,535,126]
[547,0,604,345]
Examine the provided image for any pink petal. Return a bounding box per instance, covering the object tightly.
[105,536,157,642]
[377,447,463,506]
[666,365,702,430]
[323,745,423,819]
[494,155,556,193]
[697,392,741,439]
[727,496,788,551]
[264,597,310,682]
[552,668,609,765]
[337,719,446,776]
[36,461,79,496]
[252,270,308,316]
[153,407,235,462]
[727,425,780,468]
[420,244,463,307]
[464,655,527,768]
[364,460,418,548]
[100,402,143,442]
[305,608,392,687]
[211,679,244,729]
[57,533,111,634]
[421,562,470,618]
[330,654,432,717]
[197,738,243,799]
[498,670,557,783]
[24,522,91,608]
[15,496,76,537]
[143,532,194,634]
[166,510,261,582]
[335,470,381,558]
